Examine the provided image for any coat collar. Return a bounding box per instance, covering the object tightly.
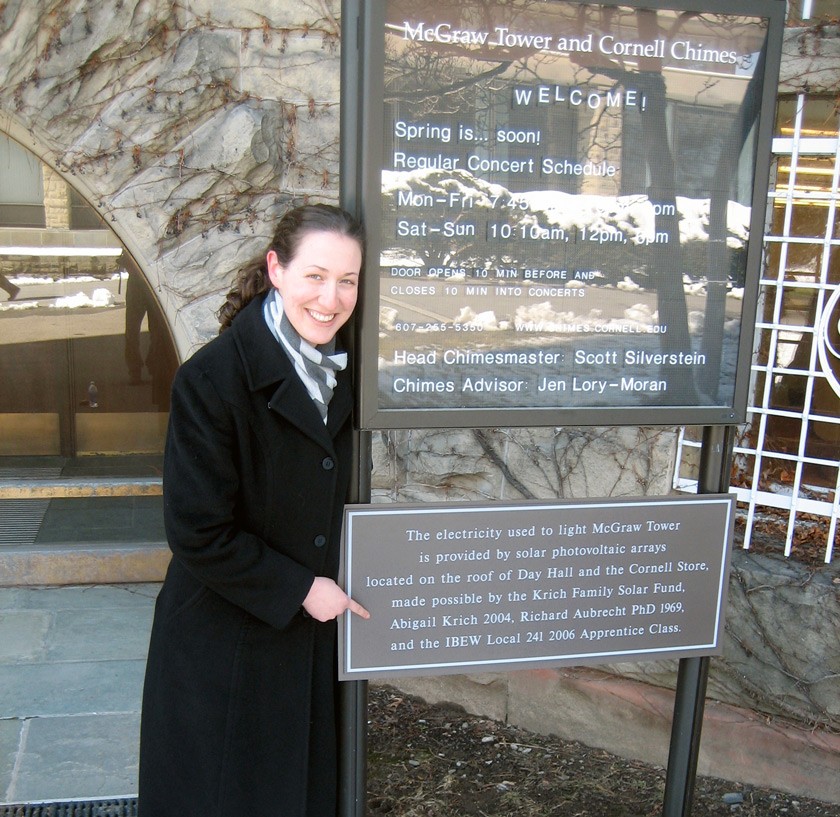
[230,296,352,450]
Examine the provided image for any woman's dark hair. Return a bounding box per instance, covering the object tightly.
[217,203,364,332]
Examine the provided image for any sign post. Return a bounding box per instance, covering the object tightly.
[662,424,736,817]
[339,0,369,811]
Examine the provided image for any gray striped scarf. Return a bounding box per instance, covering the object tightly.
[263,290,347,422]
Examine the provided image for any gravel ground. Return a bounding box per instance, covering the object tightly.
[367,685,840,817]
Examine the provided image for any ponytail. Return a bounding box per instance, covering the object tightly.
[217,257,271,332]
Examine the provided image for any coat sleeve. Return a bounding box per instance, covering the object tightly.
[162,360,315,630]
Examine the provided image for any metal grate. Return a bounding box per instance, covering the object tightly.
[0,469,62,539]
[0,468,63,480]
[0,499,49,547]
[0,800,137,817]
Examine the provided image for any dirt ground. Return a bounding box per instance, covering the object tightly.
[367,684,840,817]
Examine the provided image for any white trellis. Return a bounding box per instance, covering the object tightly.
[677,91,840,563]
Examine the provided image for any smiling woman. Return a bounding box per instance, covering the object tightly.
[139,203,370,817]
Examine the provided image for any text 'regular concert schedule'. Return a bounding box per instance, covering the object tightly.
[339,496,734,679]
[368,0,773,424]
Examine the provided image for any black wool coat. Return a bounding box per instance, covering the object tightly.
[138,295,354,817]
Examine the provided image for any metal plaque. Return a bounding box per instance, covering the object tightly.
[339,494,734,679]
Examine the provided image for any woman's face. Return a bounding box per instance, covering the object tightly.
[266,230,362,346]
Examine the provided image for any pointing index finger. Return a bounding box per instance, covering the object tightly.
[348,598,371,619]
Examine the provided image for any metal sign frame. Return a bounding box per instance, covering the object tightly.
[351,0,785,429]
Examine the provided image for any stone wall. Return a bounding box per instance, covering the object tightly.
[371,426,679,503]
[779,25,840,94]
[611,550,840,729]
[41,166,71,229]
[0,0,343,355]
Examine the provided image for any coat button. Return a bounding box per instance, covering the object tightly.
[313,534,327,547]
[322,457,335,470]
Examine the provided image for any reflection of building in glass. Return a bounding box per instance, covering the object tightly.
[385,4,764,200]
[0,134,177,459]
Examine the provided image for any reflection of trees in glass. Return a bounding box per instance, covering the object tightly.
[382,170,505,270]
[601,63,694,396]
[567,8,764,401]
[384,0,517,118]
[383,0,554,270]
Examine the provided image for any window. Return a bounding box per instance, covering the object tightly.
[676,95,840,563]
[0,133,176,551]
